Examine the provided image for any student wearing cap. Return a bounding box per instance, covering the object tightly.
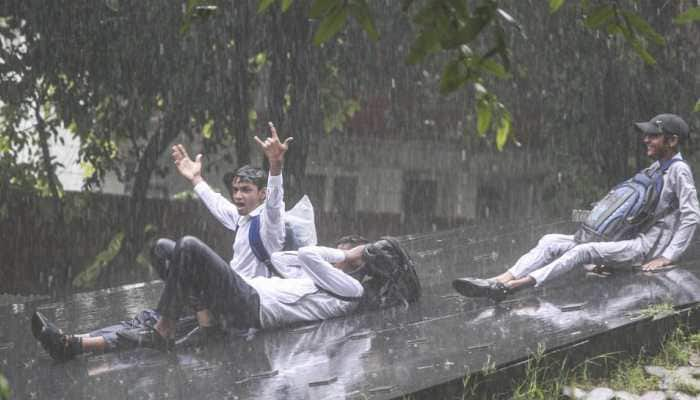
[453,113,700,301]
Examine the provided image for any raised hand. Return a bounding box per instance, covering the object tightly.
[254,122,293,175]
[171,144,203,185]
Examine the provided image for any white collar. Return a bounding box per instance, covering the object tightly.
[238,203,264,226]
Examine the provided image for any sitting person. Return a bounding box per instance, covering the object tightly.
[31,236,420,360]
[453,113,700,301]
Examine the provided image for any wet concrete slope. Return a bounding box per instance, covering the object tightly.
[3,221,700,399]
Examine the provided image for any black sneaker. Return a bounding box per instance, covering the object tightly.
[31,312,81,362]
[452,278,511,302]
[174,325,226,349]
[117,326,174,352]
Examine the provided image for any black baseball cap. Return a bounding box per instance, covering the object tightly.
[634,113,689,140]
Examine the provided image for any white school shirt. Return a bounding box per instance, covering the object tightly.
[639,153,700,262]
[244,246,364,329]
[193,174,285,278]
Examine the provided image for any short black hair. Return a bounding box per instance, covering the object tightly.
[663,132,686,147]
[223,165,267,194]
[335,234,369,247]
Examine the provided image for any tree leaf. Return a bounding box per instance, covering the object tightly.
[407,29,441,64]
[584,5,614,28]
[549,0,565,13]
[476,98,492,136]
[349,0,379,41]
[440,58,466,94]
[313,5,349,45]
[202,119,214,139]
[186,0,200,13]
[1,372,11,400]
[693,99,700,113]
[453,16,490,46]
[310,0,338,18]
[630,39,656,65]
[67,120,78,134]
[281,0,293,12]
[674,7,700,24]
[622,11,665,46]
[258,0,276,13]
[180,19,192,34]
[479,58,508,78]
[496,112,511,150]
[446,0,469,17]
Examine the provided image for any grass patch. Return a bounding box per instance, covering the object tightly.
[595,355,659,393]
[637,303,675,320]
[511,343,579,400]
[579,327,699,394]
[467,325,700,399]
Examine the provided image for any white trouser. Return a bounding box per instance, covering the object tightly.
[507,234,647,286]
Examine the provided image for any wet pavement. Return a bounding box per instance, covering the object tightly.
[4,221,700,399]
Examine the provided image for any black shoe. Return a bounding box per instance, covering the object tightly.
[31,311,45,339]
[452,278,511,302]
[175,325,226,349]
[117,325,174,352]
[31,312,81,362]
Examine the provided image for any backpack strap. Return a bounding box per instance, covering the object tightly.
[248,215,283,278]
[660,157,682,172]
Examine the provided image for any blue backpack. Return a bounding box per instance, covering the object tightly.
[574,158,681,243]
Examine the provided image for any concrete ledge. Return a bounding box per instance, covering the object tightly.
[4,224,700,399]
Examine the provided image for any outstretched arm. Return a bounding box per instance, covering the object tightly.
[174,144,240,230]
[257,122,291,256]
[171,144,204,186]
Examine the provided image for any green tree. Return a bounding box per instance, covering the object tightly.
[0,1,266,289]
[259,0,700,150]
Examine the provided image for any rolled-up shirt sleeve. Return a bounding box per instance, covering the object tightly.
[661,164,700,262]
[297,246,364,298]
[193,181,240,231]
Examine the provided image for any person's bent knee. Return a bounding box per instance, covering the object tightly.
[538,234,562,245]
[151,238,176,280]
[571,242,596,255]
[170,236,206,275]
[176,236,205,253]
[152,238,175,260]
